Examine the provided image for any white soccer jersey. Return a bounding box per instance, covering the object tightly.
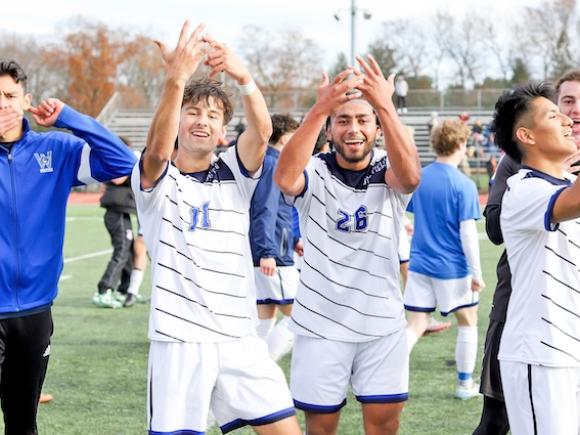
[499,168,580,367]
[289,150,409,342]
[132,146,260,343]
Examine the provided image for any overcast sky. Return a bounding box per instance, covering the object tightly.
[4,0,539,70]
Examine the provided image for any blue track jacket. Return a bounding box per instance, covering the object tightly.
[0,106,137,316]
[249,146,298,267]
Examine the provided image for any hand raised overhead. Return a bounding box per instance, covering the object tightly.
[203,35,251,84]
[28,98,64,128]
[154,21,207,83]
[354,54,395,111]
[311,69,363,117]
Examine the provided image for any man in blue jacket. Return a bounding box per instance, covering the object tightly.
[0,59,136,434]
[250,114,301,362]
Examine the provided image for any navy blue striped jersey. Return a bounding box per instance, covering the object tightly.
[132,146,260,343]
[289,150,409,342]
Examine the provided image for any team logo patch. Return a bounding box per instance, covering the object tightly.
[34,151,54,173]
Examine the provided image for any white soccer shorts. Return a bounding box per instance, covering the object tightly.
[290,328,409,413]
[403,271,478,316]
[147,336,295,434]
[255,266,299,305]
[500,360,580,435]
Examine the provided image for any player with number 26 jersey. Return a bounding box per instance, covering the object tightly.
[290,149,410,341]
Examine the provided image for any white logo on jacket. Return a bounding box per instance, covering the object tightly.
[34,151,53,173]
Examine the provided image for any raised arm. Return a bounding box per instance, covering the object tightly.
[354,55,421,194]
[204,36,270,174]
[141,21,206,189]
[29,98,136,182]
[275,70,363,196]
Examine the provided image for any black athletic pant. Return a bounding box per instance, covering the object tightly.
[0,309,52,435]
[98,210,133,294]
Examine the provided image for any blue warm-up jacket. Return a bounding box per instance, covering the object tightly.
[249,146,298,267]
[0,106,137,316]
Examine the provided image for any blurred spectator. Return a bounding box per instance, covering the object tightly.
[395,74,409,114]
[427,112,440,135]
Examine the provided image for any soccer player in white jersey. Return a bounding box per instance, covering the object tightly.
[275,56,420,435]
[404,119,485,400]
[493,81,580,434]
[132,22,300,435]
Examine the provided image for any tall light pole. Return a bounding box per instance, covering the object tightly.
[335,0,372,66]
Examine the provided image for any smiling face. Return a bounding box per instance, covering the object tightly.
[518,96,576,162]
[557,80,580,148]
[177,97,227,158]
[328,99,379,170]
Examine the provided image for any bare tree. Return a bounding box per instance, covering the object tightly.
[431,10,487,88]
[372,19,431,78]
[520,0,577,79]
[237,25,323,108]
[0,33,68,102]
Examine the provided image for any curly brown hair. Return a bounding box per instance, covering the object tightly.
[431,120,471,156]
[182,78,233,125]
[270,114,299,144]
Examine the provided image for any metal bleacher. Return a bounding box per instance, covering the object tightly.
[102,107,494,167]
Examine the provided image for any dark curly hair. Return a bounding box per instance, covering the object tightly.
[0,59,27,89]
[491,81,556,163]
[182,78,233,125]
[270,114,299,144]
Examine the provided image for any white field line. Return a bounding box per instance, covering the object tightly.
[66,217,102,222]
[63,249,112,264]
[59,275,72,282]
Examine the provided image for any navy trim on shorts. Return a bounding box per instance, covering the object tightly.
[404,305,435,313]
[149,430,204,435]
[256,298,295,305]
[356,393,409,403]
[399,259,409,264]
[440,301,479,317]
[220,407,296,433]
[293,398,347,414]
[527,364,538,435]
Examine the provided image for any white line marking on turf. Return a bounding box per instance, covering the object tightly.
[64,249,112,264]
[59,275,72,281]
[66,217,102,222]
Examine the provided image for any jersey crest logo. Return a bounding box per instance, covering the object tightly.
[34,151,54,173]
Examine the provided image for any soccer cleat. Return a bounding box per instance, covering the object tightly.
[114,291,128,303]
[455,382,481,400]
[92,289,123,309]
[123,293,137,308]
[423,317,452,336]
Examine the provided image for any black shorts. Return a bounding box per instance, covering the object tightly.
[0,308,53,435]
[479,319,504,401]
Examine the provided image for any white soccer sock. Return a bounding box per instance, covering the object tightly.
[406,328,419,354]
[455,326,478,383]
[256,317,276,340]
[127,269,144,296]
[266,316,295,362]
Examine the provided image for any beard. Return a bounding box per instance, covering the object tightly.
[332,139,373,164]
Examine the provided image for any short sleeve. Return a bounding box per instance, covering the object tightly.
[502,174,569,233]
[218,146,262,202]
[458,179,481,222]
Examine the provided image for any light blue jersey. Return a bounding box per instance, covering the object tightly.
[408,162,480,279]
